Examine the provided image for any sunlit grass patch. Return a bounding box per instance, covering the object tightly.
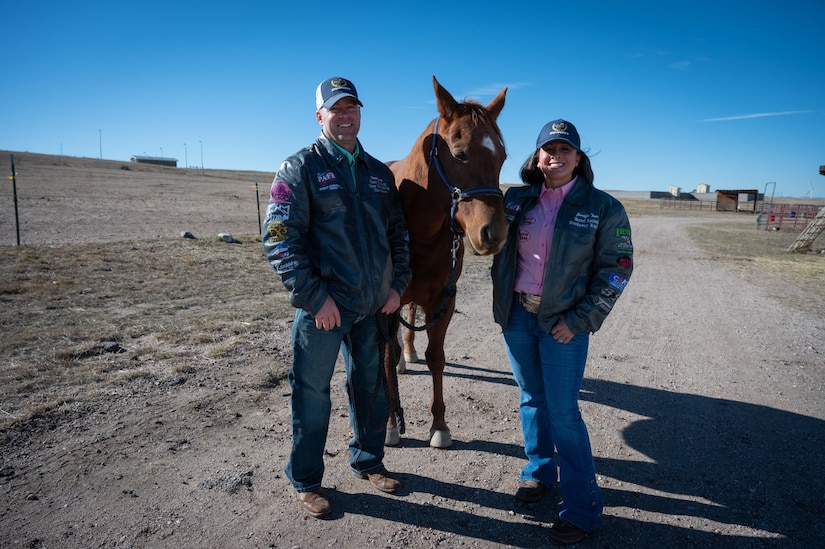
[686,221,824,315]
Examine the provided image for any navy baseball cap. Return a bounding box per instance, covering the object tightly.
[315,77,363,110]
[536,119,581,151]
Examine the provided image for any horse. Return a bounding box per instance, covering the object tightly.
[384,75,508,448]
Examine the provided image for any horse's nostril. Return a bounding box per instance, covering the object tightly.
[481,224,503,247]
[482,226,493,246]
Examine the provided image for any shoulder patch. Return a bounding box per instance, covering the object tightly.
[270,180,291,203]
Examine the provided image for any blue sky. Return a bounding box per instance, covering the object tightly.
[3,1,823,198]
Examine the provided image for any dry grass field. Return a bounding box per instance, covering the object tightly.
[1,150,823,548]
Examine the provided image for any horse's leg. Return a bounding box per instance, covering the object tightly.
[425,307,453,448]
[402,303,419,366]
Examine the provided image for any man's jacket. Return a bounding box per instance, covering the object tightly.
[263,134,411,316]
[491,179,633,335]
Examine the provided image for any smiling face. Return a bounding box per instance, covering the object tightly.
[316,97,361,153]
[537,140,581,188]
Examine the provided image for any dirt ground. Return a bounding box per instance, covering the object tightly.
[1,152,824,548]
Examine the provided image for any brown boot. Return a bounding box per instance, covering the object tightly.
[355,468,401,494]
[296,489,331,518]
[515,480,547,502]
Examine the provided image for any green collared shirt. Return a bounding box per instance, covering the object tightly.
[330,141,360,187]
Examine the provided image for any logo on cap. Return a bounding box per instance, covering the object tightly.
[536,118,580,150]
[330,78,350,90]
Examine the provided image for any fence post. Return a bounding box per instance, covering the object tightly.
[9,154,20,246]
[254,176,261,233]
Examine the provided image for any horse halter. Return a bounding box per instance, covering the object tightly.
[428,119,504,237]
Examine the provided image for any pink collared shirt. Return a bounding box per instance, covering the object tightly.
[513,177,577,296]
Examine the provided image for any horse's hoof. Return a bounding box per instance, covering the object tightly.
[396,356,406,375]
[385,427,400,447]
[404,351,419,364]
[429,430,452,448]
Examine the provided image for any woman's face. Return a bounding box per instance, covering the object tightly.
[537,141,581,188]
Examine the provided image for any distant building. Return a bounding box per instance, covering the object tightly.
[696,183,711,193]
[716,189,759,212]
[130,156,178,167]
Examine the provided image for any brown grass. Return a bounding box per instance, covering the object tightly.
[0,237,294,435]
[685,221,824,315]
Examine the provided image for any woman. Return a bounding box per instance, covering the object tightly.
[491,119,633,544]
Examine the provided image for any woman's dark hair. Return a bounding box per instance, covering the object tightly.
[519,149,594,187]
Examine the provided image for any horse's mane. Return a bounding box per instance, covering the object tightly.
[450,99,504,140]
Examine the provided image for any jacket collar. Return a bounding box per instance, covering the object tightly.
[317,133,362,165]
[526,177,590,205]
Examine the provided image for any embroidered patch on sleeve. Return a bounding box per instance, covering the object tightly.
[266,203,290,221]
[617,256,632,270]
[270,180,291,203]
[608,272,628,291]
[265,220,288,243]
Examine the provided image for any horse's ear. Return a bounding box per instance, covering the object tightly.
[433,75,460,121]
[486,87,507,121]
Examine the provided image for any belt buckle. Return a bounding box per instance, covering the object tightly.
[518,292,541,314]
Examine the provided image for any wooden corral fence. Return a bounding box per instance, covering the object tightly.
[756,203,823,231]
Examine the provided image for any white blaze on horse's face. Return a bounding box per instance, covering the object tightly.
[481,134,499,156]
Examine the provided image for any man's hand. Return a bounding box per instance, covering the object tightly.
[380,289,402,314]
[315,296,341,331]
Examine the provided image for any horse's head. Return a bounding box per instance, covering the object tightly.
[430,76,508,256]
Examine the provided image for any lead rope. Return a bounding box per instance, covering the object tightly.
[375,312,405,434]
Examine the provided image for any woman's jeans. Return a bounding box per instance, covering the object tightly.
[503,298,603,532]
[285,307,389,493]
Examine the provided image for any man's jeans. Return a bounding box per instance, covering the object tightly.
[285,307,389,492]
[503,298,603,532]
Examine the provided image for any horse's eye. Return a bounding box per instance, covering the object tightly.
[454,151,468,162]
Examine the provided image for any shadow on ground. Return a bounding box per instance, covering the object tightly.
[342,373,824,547]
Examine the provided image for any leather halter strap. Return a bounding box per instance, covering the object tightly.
[427,119,504,236]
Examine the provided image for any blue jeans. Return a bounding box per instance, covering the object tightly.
[285,307,390,492]
[503,297,603,532]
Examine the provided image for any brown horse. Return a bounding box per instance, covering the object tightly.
[385,76,508,448]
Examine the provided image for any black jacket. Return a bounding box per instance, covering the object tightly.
[491,179,633,335]
[263,133,411,316]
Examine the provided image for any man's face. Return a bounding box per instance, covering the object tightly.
[316,97,361,152]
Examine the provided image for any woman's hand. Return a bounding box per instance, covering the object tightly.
[551,318,574,344]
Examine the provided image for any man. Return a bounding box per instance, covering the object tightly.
[262,77,411,518]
